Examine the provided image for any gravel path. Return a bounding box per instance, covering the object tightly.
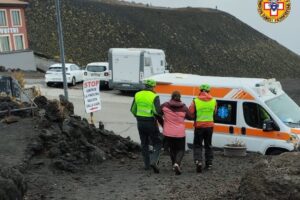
[24,151,262,200]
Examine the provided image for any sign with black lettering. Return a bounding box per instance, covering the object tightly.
[83,80,101,113]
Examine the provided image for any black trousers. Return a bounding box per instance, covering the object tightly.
[137,119,162,169]
[164,136,185,166]
[193,127,213,165]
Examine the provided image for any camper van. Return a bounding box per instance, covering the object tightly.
[108,48,167,91]
[149,73,300,155]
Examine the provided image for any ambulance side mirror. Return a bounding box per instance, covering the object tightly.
[263,119,279,132]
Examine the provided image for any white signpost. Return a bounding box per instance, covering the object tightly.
[83,79,101,123]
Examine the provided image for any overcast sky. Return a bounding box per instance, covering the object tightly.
[123,0,300,55]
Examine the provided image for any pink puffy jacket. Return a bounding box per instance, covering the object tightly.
[161,100,192,138]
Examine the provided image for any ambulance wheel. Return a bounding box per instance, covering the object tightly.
[269,149,285,155]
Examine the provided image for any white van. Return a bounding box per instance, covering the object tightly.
[83,62,111,88]
[108,48,167,91]
[149,73,300,155]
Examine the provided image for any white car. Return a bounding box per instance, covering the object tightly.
[45,63,83,87]
[83,62,111,88]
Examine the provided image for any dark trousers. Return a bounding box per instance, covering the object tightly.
[193,127,213,165]
[137,119,162,169]
[164,136,185,166]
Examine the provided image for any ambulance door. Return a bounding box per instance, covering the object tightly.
[237,102,280,153]
[212,100,238,148]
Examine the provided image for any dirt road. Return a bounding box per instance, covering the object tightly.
[24,151,262,200]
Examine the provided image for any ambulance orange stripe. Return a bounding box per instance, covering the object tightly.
[184,122,290,141]
[214,125,231,133]
[185,123,232,134]
[155,85,232,98]
[210,88,233,98]
[155,85,197,96]
[246,128,290,140]
[291,129,300,134]
[234,127,241,134]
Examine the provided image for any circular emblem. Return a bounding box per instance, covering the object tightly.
[258,0,291,23]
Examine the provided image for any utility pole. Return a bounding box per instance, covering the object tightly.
[55,0,68,100]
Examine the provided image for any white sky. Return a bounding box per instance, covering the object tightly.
[124,0,300,55]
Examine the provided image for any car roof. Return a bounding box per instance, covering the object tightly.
[49,63,75,68]
[86,62,108,66]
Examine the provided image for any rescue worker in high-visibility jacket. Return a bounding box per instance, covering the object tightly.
[130,79,162,173]
[189,84,217,173]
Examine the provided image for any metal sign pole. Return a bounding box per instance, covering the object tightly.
[55,0,68,100]
[90,112,94,124]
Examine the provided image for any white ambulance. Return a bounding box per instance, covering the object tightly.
[149,73,300,155]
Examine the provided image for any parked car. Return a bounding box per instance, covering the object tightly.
[45,63,83,86]
[83,62,111,88]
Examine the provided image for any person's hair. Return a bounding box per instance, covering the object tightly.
[171,90,181,101]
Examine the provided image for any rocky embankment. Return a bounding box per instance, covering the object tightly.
[0,95,140,199]
[28,95,140,172]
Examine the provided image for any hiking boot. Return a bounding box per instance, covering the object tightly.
[195,160,202,173]
[173,163,181,175]
[150,163,160,174]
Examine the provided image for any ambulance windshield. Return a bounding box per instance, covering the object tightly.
[266,94,300,128]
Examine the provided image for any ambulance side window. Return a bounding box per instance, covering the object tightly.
[214,100,237,125]
[243,102,271,129]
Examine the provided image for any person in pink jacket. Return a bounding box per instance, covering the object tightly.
[161,91,192,175]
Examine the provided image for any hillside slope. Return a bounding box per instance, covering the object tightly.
[25,0,300,78]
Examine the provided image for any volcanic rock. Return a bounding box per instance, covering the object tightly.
[0,166,26,200]
[238,152,300,200]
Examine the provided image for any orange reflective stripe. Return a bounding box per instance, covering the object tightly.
[184,122,290,141]
[155,85,232,98]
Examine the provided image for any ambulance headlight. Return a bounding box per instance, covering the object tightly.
[287,134,299,145]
